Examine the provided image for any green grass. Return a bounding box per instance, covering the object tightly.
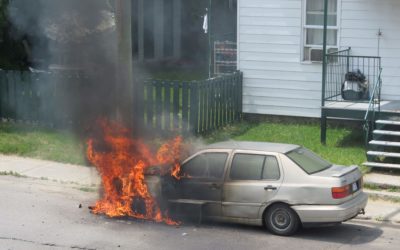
[0,122,86,165]
[205,121,368,173]
[0,171,27,178]
[0,120,368,173]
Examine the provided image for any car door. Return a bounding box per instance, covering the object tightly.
[177,150,230,217]
[222,151,283,219]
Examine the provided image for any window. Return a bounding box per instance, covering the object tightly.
[303,0,338,61]
[230,154,280,181]
[181,152,228,178]
[286,147,332,174]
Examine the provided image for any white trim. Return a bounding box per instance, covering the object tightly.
[301,0,341,62]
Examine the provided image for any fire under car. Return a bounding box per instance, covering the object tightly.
[145,141,368,236]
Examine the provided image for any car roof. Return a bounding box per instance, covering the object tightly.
[203,141,300,154]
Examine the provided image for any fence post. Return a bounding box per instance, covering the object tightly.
[238,71,243,120]
[190,81,199,135]
[182,82,189,134]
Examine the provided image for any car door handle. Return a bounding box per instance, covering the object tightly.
[264,185,277,191]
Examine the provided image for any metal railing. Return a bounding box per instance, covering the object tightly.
[323,47,381,104]
[363,68,383,146]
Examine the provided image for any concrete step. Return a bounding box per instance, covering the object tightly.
[376,120,400,126]
[369,140,400,147]
[363,162,400,169]
[373,130,400,137]
[367,151,400,158]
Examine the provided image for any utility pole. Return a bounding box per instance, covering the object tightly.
[115,0,134,129]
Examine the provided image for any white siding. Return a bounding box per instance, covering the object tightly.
[238,0,322,118]
[341,0,400,100]
[238,0,400,118]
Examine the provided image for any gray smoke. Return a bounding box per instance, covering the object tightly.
[7,0,119,132]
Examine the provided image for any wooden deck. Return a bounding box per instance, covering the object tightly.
[323,100,400,120]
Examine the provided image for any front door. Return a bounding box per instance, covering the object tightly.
[177,150,230,217]
[222,151,283,219]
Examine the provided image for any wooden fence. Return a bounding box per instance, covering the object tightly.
[0,70,88,127]
[143,71,243,135]
[0,70,243,134]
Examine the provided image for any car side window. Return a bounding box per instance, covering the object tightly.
[181,152,228,179]
[230,154,265,180]
[262,156,280,180]
[230,154,280,181]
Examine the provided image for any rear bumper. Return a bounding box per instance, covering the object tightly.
[292,192,368,223]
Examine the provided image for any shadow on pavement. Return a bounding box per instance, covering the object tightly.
[295,222,383,244]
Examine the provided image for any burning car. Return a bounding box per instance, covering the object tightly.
[147,141,368,236]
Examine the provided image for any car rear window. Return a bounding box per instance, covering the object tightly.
[286,147,331,174]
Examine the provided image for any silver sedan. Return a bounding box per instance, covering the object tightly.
[147,141,368,236]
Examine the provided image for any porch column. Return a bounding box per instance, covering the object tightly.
[154,0,164,60]
[320,0,328,144]
[138,0,145,62]
[173,0,182,59]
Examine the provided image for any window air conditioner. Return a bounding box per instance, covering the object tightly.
[309,48,338,62]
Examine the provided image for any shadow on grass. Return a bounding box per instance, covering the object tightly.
[335,128,365,148]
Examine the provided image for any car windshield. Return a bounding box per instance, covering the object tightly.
[286,147,332,174]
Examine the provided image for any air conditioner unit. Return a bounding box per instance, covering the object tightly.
[309,48,338,62]
[309,48,323,62]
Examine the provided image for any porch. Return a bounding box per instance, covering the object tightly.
[320,47,400,170]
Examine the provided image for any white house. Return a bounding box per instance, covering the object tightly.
[237,0,400,118]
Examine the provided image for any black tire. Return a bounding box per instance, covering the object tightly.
[264,204,300,236]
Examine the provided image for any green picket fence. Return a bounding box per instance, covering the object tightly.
[143,71,243,135]
[0,70,88,127]
[0,70,243,134]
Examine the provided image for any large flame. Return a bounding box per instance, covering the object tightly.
[86,119,184,225]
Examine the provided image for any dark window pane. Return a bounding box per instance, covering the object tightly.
[181,152,228,178]
[230,154,265,180]
[206,153,228,178]
[262,156,280,180]
[182,154,207,177]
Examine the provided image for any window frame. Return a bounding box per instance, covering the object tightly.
[226,150,282,182]
[301,0,341,62]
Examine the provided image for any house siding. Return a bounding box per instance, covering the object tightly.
[238,0,400,118]
[341,0,400,100]
[238,0,322,118]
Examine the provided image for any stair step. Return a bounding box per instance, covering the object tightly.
[376,120,400,126]
[367,151,400,158]
[363,162,400,170]
[369,140,400,147]
[373,130,400,136]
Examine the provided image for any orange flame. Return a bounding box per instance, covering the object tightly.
[86,119,184,225]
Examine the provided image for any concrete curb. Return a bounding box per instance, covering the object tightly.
[365,189,400,202]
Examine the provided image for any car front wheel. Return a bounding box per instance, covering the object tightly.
[265,203,300,236]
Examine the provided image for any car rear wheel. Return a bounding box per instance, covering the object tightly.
[264,204,300,236]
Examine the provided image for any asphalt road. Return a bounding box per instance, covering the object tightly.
[0,176,399,250]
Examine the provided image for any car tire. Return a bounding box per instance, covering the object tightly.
[264,203,300,236]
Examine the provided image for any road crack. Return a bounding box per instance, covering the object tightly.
[0,236,96,250]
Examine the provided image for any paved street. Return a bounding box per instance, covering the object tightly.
[1,176,399,250]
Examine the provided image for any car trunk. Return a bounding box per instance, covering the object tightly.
[312,165,363,204]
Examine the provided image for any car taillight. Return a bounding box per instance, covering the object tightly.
[332,185,351,199]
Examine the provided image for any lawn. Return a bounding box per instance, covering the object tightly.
[205,121,368,172]
[0,123,86,165]
[0,120,368,172]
